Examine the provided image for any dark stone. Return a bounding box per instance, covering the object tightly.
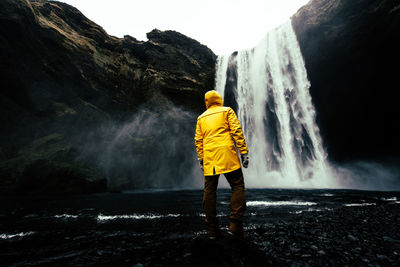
[17,159,107,194]
[291,0,400,162]
[348,234,358,241]
[188,235,270,267]
[0,0,217,192]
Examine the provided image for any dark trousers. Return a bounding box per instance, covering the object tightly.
[203,168,246,224]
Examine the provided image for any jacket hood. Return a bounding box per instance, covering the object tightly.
[205,90,223,109]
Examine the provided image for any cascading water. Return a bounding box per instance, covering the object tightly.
[216,21,338,188]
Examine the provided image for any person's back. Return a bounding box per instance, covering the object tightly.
[194,90,249,239]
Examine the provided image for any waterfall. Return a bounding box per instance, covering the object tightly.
[215,21,338,188]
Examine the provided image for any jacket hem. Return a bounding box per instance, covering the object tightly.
[204,166,242,176]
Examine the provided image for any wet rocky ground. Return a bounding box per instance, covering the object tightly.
[1,189,399,266]
[251,203,400,266]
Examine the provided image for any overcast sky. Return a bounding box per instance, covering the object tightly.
[59,0,309,55]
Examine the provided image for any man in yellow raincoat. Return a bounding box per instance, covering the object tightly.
[194,90,249,239]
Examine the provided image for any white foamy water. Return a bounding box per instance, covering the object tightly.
[321,193,335,197]
[247,200,317,207]
[215,20,338,188]
[290,207,333,214]
[344,203,376,207]
[215,56,229,97]
[54,214,78,219]
[97,213,180,221]
[0,231,35,240]
[199,212,229,217]
[381,197,397,201]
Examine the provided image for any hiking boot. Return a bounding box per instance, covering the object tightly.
[228,220,246,239]
[207,223,221,240]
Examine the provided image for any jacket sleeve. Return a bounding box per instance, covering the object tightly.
[227,108,248,154]
[194,118,204,160]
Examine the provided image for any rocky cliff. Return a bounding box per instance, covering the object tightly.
[0,0,216,193]
[292,0,400,162]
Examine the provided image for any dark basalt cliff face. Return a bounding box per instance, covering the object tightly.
[292,0,400,162]
[0,0,216,193]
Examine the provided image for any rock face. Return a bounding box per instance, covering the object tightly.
[0,0,216,193]
[291,0,400,162]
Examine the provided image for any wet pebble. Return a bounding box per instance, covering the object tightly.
[347,234,358,241]
[290,246,300,253]
[376,254,390,261]
[23,214,39,218]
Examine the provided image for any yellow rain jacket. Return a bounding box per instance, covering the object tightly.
[195,90,248,176]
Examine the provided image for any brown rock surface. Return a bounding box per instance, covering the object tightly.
[0,0,216,193]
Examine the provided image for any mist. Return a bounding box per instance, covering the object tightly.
[332,161,400,191]
[75,105,204,191]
